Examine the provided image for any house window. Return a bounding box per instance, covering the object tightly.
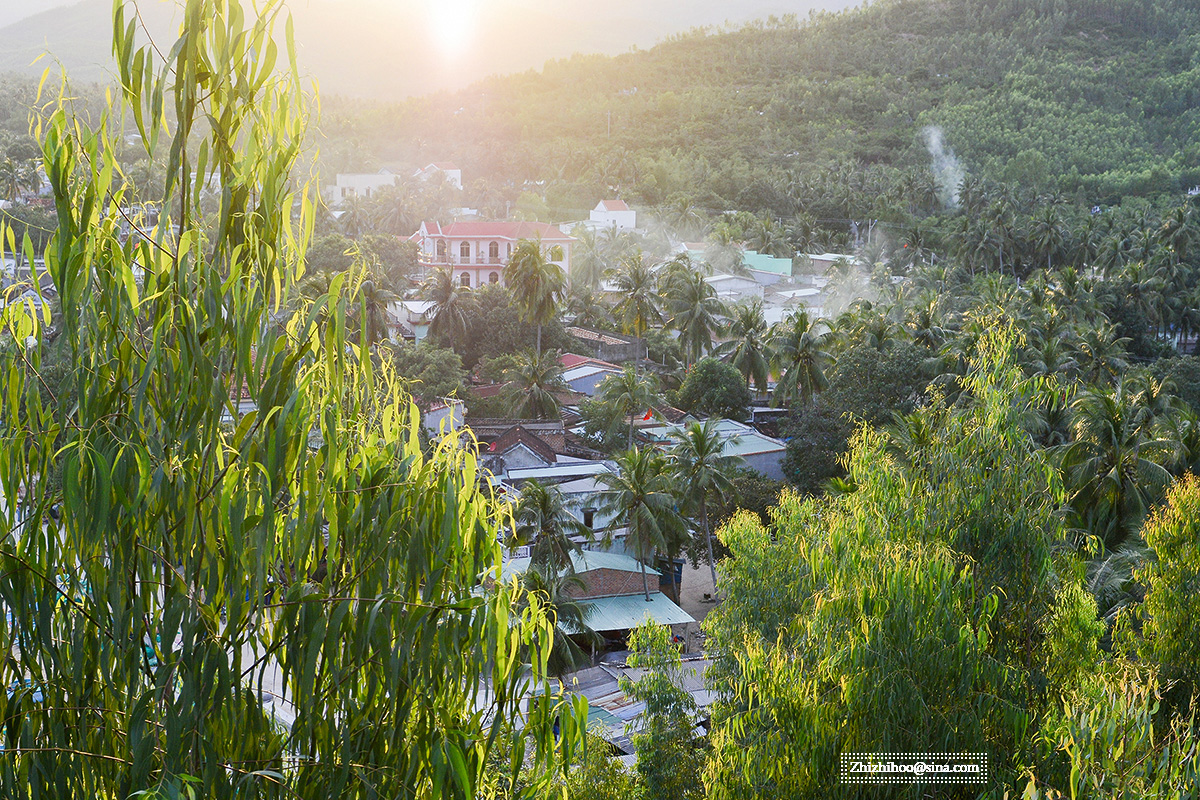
[582,507,596,529]
[460,272,471,287]
[548,244,564,261]
[489,241,499,260]
[460,241,471,260]
[436,240,446,258]
[489,271,500,284]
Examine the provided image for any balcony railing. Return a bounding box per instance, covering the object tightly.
[424,254,506,266]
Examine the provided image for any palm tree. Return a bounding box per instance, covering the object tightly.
[1073,323,1130,386]
[593,365,659,448]
[517,563,601,676]
[609,254,663,372]
[338,194,373,237]
[511,480,592,574]
[568,225,606,288]
[421,267,471,344]
[505,238,567,356]
[1061,383,1178,548]
[355,279,398,344]
[715,300,772,395]
[0,157,37,204]
[663,264,726,366]
[668,420,744,600]
[769,309,833,407]
[595,447,687,602]
[566,284,612,328]
[503,350,566,420]
[370,183,419,236]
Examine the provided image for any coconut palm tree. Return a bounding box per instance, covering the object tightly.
[769,309,833,407]
[511,480,592,574]
[609,254,662,372]
[1061,382,1178,548]
[663,264,726,366]
[595,447,687,602]
[421,267,471,344]
[338,193,373,237]
[1073,323,1130,386]
[353,279,398,344]
[568,225,606,288]
[593,365,660,448]
[517,563,601,676]
[505,238,567,357]
[668,420,744,600]
[503,350,566,420]
[566,284,612,328]
[715,300,772,394]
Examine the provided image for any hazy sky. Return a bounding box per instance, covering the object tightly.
[0,0,862,99]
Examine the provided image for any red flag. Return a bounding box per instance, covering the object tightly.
[642,409,653,421]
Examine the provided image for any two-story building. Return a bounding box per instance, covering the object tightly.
[411,220,575,288]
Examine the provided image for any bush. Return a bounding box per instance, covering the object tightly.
[673,358,751,421]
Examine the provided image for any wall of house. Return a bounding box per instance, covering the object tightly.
[567,567,657,599]
[743,450,786,481]
[590,209,637,230]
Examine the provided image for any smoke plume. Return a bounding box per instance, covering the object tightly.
[923,126,963,209]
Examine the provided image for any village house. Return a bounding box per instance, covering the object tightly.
[588,199,637,231]
[410,220,575,289]
[499,550,694,643]
[322,169,402,205]
[412,162,463,190]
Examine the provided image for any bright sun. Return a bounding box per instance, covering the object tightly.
[428,0,479,59]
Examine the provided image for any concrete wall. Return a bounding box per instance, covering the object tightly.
[743,450,786,481]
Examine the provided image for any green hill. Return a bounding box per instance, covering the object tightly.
[321,0,1200,216]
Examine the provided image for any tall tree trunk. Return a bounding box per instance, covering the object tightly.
[702,500,719,602]
[537,323,542,357]
[640,557,650,602]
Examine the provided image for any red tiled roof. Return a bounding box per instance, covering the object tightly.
[559,353,621,370]
[426,221,573,242]
[488,425,557,465]
[473,382,509,399]
[599,199,630,211]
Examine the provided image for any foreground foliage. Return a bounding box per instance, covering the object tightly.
[0,1,580,796]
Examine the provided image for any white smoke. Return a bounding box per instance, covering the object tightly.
[923,126,964,210]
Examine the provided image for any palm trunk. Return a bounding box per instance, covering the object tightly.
[537,323,542,357]
[702,500,719,602]
[641,558,650,602]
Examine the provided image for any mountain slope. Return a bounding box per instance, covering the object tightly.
[0,0,858,101]
[318,0,1200,215]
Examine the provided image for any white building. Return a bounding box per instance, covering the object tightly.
[589,199,636,231]
[413,162,463,190]
[322,170,402,206]
[410,220,574,289]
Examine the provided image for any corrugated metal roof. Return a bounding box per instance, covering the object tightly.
[580,592,694,632]
[501,550,658,583]
[506,462,610,481]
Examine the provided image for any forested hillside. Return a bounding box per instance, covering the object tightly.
[320,0,1200,218]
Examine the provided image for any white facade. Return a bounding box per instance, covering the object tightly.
[414,162,463,190]
[323,170,401,206]
[589,199,636,231]
[412,220,574,290]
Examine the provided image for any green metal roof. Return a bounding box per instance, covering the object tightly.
[500,550,659,583]
[578,591,695,632]
[742,249,794,275]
